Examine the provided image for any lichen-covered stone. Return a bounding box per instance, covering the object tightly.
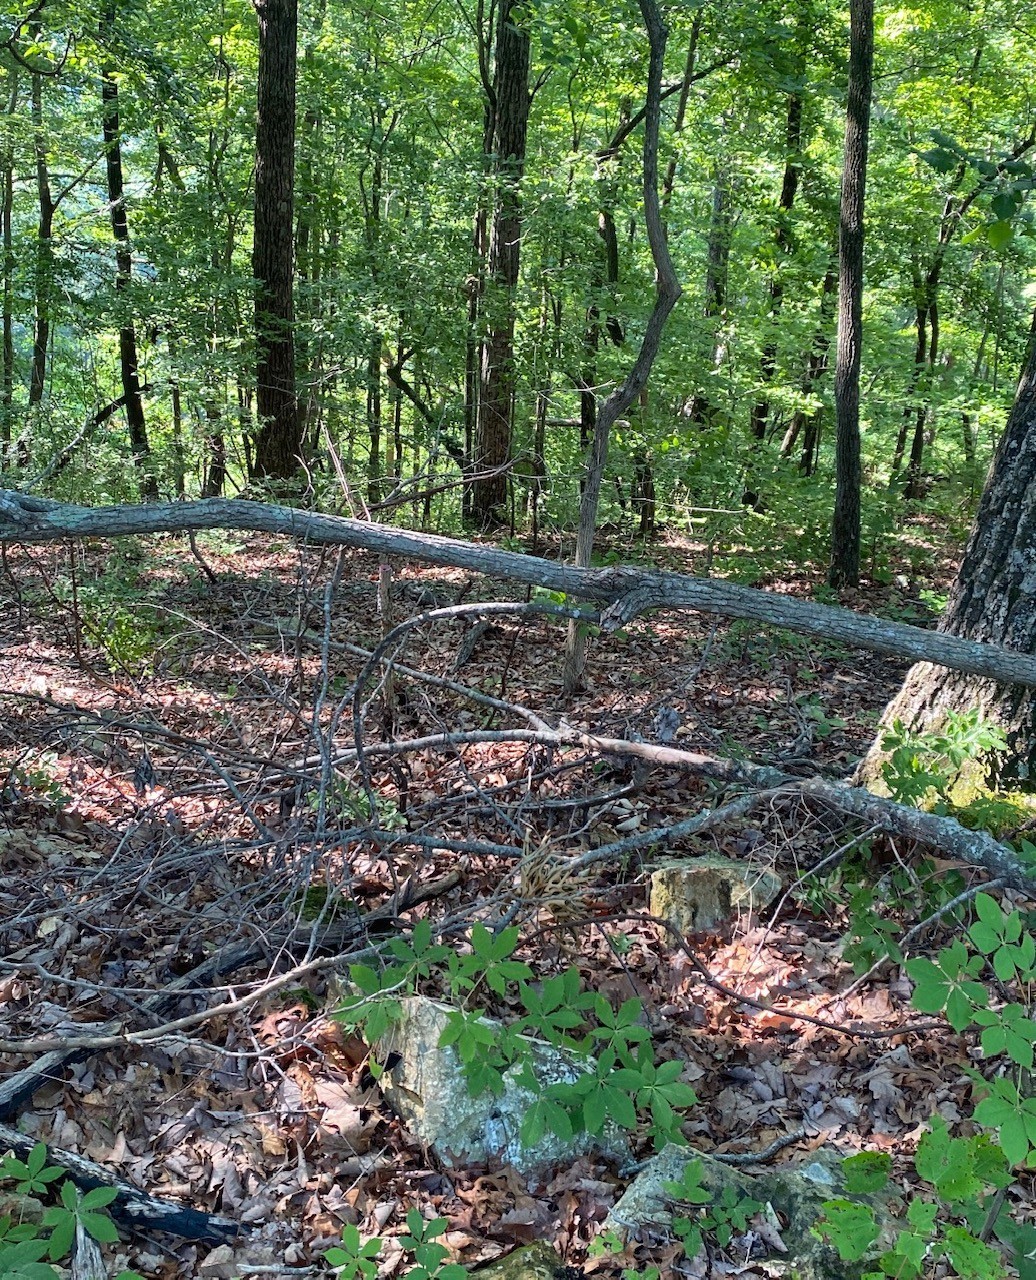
[649,854,782,932]
[372,996,629,1179]
[470,1241,574,1278]
[608,1145,895,1280]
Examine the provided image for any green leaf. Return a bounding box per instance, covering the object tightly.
[991,191,1019,221]
[79,1212,119,1244]
[943,1225,1006,1280]
[987,220,1014,250]
[907,1198,938,1233]
[975,893,1004,929]
[915,1120,983,1200]
[842,1151,891,1194]
[817,1200,880,1262]
[78,1187,118,1212]
[920,147,959,173]
[43,1213,74,1262]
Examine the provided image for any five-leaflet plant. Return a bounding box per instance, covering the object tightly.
[906,891,1036,1167]
[815,1128,1014,1280]
[326,1211,463,1280]
[663,1159,762,1262]
[881,711,1007,808]
[333,922,699,1154]
[0,1144,143,1280]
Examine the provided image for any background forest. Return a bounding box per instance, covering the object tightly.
[3,0,1035,548]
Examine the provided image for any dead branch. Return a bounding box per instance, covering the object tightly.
[0,1119,242,1242]
[2,489,1036,687]
[306,717,1032,889]
[0,871,460,1109]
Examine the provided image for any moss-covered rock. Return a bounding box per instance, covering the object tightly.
[649,854,782,933]
[469,1242,577,1278]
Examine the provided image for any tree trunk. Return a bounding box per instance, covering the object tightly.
[562,0,682,693]
[904,284,940,499]
[167,336,186,498]
[201,401,227,498]
[858,312,1036,791]
[1,74,15,457]
[781,258,837,471]
[471,0,531,528]
[101,47,158,500]
[361,134,388,505]
[686,166,729,426]
[250,0,300,481]
[28,73,53,420]
[892,269,926,475]
[578,208,623,468]
[660,9,702,210]
[828,0,873,589]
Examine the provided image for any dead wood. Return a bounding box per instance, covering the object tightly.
[0,871,460,1111]
[317,717,1032,890]
[2,488,1036,687]
[0,1119,241,1242]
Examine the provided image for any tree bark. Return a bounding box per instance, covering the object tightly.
[28,73,53,421]
[892,263,927,475]
[0,73,15,456]
[829,0,873,589]
[250,0,300,480]
[101,41,157,500]
[6,487,1036,690]
[858,311,1036,790]
[470,0,531,528]
[686,166,729,426]
[781,257,836,471]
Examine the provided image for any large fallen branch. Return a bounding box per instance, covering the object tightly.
[3,488,1036,687]
[346,723,1035,890]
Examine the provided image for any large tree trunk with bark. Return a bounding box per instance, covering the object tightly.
[250,0,301,481]
[829,0,873,589]
[858,312,1036,791]
[470,0,531,528]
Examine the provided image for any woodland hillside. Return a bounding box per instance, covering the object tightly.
[2,1,1036,1279]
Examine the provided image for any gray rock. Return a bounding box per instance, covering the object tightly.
[608,1146,758,1233]
[608,1144,896,1280]
[470,1242,573,1278]
[373,996,629,1179]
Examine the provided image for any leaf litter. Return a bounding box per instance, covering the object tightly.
[0,531,1026,1277]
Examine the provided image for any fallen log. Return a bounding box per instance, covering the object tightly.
[0,1119,241,1242]
[2,489,1036,688]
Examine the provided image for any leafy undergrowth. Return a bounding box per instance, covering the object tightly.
[0,530,1029,1279]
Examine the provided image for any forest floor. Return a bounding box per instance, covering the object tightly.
[0,525,1026,1279]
